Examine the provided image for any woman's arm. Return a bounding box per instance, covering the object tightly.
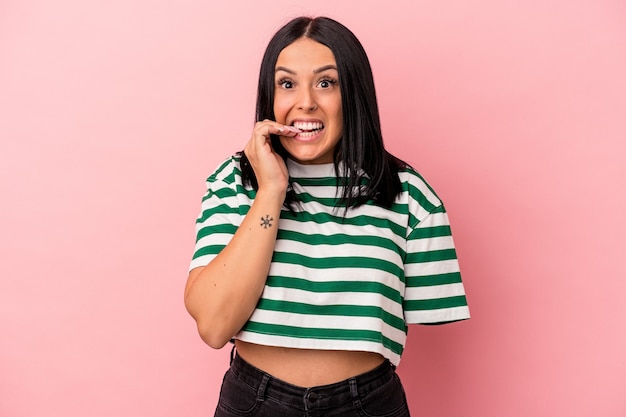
[183,121,299,348]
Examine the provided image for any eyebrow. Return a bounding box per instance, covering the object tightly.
[275,64,338,75]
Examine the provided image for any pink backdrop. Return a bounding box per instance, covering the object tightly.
[1,1,625,416]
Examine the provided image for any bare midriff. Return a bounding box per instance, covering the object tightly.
[234,340,385,388]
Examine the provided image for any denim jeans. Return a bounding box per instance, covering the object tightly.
[214,353,410,417]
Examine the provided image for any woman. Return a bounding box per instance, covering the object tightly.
[185,16,470,416]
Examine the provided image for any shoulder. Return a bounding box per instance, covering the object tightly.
[206,154,243,185]
[200,155,251,201]
[397,165,444,213]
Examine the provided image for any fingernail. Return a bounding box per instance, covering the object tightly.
[284,126,301,133]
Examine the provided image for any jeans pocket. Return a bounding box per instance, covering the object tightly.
[358,373,410,417]
[216,369,261,416]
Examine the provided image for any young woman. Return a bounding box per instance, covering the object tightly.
[185,16,470,417]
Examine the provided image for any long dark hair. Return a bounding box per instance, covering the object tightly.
[240,16,406,210]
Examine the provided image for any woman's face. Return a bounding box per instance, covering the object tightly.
[274,37,343,165]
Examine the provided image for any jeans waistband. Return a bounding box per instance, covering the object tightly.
[229,353,395,410]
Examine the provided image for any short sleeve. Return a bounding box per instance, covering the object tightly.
[403,205,470,324]
[189,157,245,271]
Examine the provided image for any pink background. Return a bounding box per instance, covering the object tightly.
[1,1,625,416]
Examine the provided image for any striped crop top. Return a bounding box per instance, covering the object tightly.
[190,155,470,365]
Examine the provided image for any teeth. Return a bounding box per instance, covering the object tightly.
[297,131,319,138]
[293,121,323,131]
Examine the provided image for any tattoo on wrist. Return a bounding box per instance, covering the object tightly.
[260,215,273,229]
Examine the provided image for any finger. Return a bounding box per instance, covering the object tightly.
[255,120,301,137]
[275,125,301,137]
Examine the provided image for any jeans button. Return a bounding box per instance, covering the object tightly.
[308,392,318,403]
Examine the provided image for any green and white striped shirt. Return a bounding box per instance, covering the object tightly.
[190,156,469,365]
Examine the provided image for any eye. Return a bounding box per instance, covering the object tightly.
[277,78,294,89]
[318,78,337,89]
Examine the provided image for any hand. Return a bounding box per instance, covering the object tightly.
[243,120,300,197]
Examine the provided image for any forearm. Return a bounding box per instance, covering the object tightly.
[184,190,284,348]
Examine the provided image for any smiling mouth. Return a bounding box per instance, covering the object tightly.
[292,121,324,138]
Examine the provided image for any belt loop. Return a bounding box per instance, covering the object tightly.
[349,377,361,408]
[256,374,270,402]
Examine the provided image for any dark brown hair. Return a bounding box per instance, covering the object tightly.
[241,16,406,210]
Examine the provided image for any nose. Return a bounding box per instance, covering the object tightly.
[296,87,318,111]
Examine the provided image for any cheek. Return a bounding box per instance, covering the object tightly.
[273,95,291,122]
[274,108,288,124]
[329,96,342,125]
[332,104,343,131]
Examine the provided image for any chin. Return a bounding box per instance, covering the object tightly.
[290,154,332,165]
[282,145,329,165]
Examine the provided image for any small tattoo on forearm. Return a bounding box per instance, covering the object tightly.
[260,215,273,229]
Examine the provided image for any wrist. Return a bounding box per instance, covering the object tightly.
[254,187,287,207]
